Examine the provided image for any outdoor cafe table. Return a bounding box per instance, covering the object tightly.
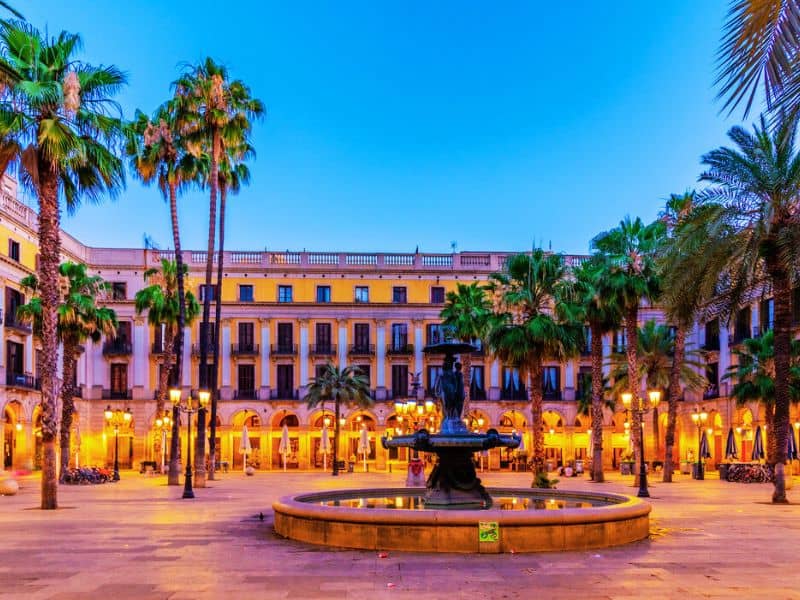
[724,462,772,483]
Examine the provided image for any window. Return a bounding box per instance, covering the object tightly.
[277,323,293,350]
[238,364,255,393]
[426,323,446,345]
[357,364,371,386]
[577,367,592,400]
[116,321,131,343]
[8,239,19,262]
[501,368,526,400]
[704,319,720,351]
[199,363,215,388]
[238,322,255,351]
[159,363,179,388]
[392,286,407,304]
[354,323,370,349]
[542,367,561,399]
[314,364,327,380]
[391,364,409,397]
[760,298,774,334]
[198,322,215,352]
[430,286,445,304]
[4,288,24,326]
[110,363,128,396]
[277,364,294,397]
[5,341,23,375]
[705,363,719,398]
[354,286,369,303]
[613,329,626,352]
[470,366,485,400]
[733,307,751,343]
[239,285,254,302]
[316,286,331,303]
[278,285,293,303]
[199,284,217,302]
[315,323,332,351]
[111,282,127,301]
[427,365,443,395]
[390,323,408,350]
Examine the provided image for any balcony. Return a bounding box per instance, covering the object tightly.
[5,371,40,390]
[310,343,336,356]
[232,343,259,357]
[500,388,528,401]
[269,388,300,400]
[271,343,297,356]
[701,337,720,352]
[103,340,132,356]
[349,344,375,356]
[543,389,563,401]
[234,389,259,400]
[102,389,132,400]
[703,385,720,400]
[470,388,487,401]
[732,328,751,345]
[387,343,414,356]
[191,343,217,357]
[4,313,31,334]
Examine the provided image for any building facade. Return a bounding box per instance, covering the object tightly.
[0,177,789,475]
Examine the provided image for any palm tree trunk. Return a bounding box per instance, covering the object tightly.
[460,351,472,417]
[625,306,643,486]
[528,364,545,481]
[196,130,220,488]
[36,157,60,510]
[767,260,791,503]
[333,398,340,476]
[590,323,605,482]
[168,181,185,486]
[663,326,685,482]
[764,403,776,464]
[209,182,227,480]
[59,339,77,483]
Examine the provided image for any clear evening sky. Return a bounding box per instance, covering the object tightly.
[22,1,737,255]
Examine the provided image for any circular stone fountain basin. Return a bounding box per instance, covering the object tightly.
[273,487,651,553]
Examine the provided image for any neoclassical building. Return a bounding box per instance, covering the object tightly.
[0,176,788,474]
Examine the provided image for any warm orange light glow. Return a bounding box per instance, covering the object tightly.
[15,422,22,432]
[425,400,434,413]
[648,389,661,408]
[169,388,182,406]
[198,390,211,408]
[155,418,163,428]
[323,416,331,427]
[104,406,113,421]
[477,417,485,427]
[394,402,403,414]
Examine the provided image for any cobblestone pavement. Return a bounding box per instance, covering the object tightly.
[0,468,799,599]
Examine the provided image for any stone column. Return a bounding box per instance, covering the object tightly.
[260,319,270,397]
[182,326,192,390]
[92,336,105,397]
[299,318,309,388]
[564,360,575,401]
[133,317,148,398]
[719,325,730,396]
[413,318,424,397]
[337,319,347,368]
[602,333,611,377]
[375,320,386,399]
[489,359,500,401]
[750,301,760,337]
[24,333,33,374]
[221,319,232,396]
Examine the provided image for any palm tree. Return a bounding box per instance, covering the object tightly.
[592,217,663,485]
[658,191,713,482]
[0,21,127,509]
[303,363,373,476]
[127,104,196,485]
[716,0,800,116]
[134,259,200,416]
[675,113,800,502]
[725,331,800,463]
[17,263,117,482]
[172,58,264,486]
[439,282,493,414]
[486,251,583,483]
[571,255,623,482]
[209,150,252,480]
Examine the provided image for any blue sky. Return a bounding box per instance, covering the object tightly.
[22,1,736,255]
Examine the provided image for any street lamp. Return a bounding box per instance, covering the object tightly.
[621,389,661,498]
[104,405,132,481]
[691,406,709,480]
[170,388,210,499]
[154,412,172,474]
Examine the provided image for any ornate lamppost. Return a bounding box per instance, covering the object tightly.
[104,405,132,481]
[691,406,709,480]
[170,388,210,499]
[154,412,172,474]
[621,389,661,498]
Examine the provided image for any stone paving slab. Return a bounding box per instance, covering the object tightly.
[1,470,799,598]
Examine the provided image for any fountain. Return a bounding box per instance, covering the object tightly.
[273,341,651,553]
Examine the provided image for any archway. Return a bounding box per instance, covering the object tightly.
[230,409,264,470]
[309,409,336,469]
[271,411,300,469]
[542,410,565,469]
[3,402,21,469]
[104,411,134,470]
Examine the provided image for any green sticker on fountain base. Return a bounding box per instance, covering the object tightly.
[478,521,499,543]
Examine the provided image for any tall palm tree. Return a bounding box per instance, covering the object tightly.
[676,112,800,502]
[592,217,663,485]
[209,151,252,480]
[717,0,800,116]
[127,105,196,485]
[486,251,583,483]
[439,282,493,415]
[658,191,713,482]
[134,259,200,416]
[172,58,264,487]
[571,255,623,482]
[725,331,800,463]
[303,363,373,476]
[17,263,117,482]
[0,21,126,508]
